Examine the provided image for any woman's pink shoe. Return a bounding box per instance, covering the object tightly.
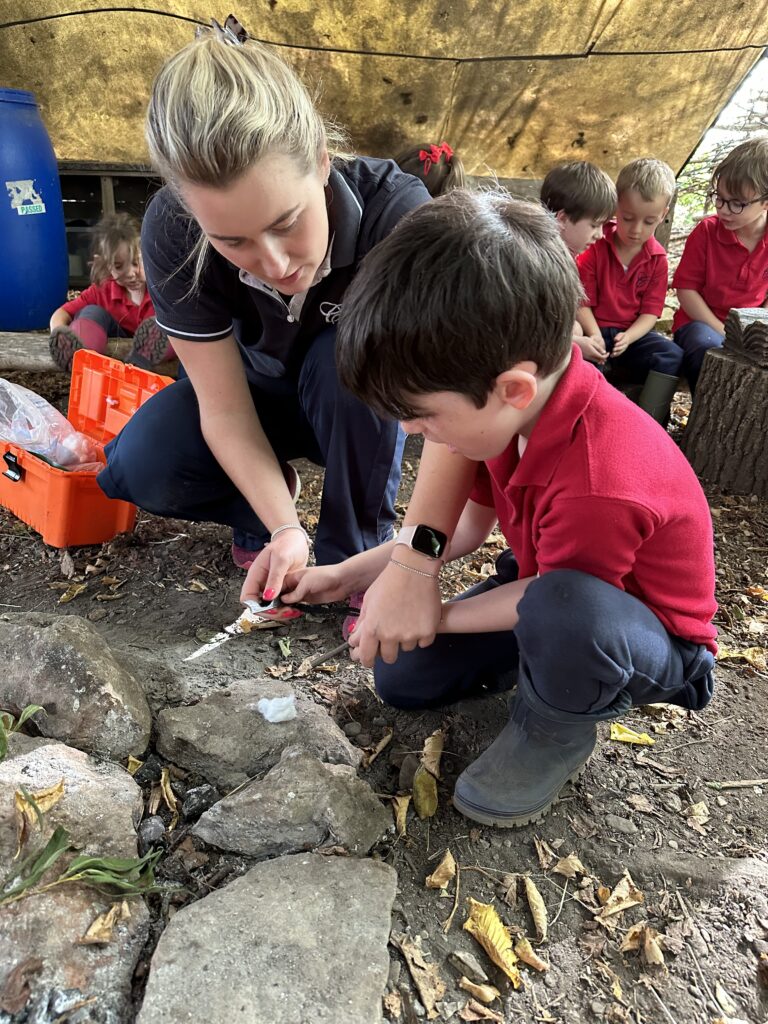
[342,591,365,642]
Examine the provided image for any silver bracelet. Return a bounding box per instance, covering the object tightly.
[270,523,311,545]
[389,556,439,580]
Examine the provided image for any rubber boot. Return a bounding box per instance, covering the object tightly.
[636,371,680,426]
[452,675,630,828]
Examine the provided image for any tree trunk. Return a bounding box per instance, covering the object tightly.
[0,332,134,372]
[681,347,768,498]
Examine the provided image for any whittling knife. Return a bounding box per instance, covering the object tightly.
[183,598,303,662]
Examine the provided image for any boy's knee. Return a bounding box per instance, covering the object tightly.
[517,570,614,656]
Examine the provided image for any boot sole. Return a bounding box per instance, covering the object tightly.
[452,760,590,828]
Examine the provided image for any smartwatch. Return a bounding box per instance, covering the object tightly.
[395,524,449,560]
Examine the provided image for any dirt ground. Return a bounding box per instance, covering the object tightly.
[1,371,767,1024]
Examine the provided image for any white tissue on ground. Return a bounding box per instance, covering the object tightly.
[257,695,297,723]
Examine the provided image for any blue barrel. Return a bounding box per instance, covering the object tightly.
[0,88,68,330]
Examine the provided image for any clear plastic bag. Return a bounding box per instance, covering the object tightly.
[0,378,103,471]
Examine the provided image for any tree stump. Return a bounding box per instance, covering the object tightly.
[0,332,177,377]
[681,347,768,498]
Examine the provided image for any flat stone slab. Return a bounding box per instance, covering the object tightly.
[192,748,391,858]
[137,853,396,1024]
[0,612,151,761]
[156,679,360,790]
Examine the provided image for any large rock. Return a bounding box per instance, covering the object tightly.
[0,613,151,760]
[0,736,143,864]
[156,679,360,790]
[192,748,390,858]
[137,853,397,1024]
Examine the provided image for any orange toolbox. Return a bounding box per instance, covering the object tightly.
[0,349,173,548]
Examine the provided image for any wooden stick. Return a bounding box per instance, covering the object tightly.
[442,862,461,934]
[305,640,350,669]
[705,777,768,790]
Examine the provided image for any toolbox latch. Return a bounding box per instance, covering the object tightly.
[3,452,22,482]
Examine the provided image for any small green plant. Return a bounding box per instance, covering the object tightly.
[0,705,45,763]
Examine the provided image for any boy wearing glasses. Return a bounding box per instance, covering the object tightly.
[673,137,768,393]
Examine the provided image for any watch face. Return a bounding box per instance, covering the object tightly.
[412,524,448,558]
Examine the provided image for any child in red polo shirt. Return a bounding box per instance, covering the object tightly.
[576,158,683,423]
[277,191,718,829]
[48,213,172,374]
[673,137,768,394]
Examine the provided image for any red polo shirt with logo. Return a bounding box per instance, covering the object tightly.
[577,222,669,329]
[671,214,768,331]
[470,346,718,652]
[62,279,154,335]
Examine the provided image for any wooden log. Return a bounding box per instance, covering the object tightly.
[0,332,134,372]
[681,347,768,498]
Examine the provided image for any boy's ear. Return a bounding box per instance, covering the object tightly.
[554,209,571,227]
[494,362,539,410]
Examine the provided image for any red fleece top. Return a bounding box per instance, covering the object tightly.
[62,279,154,335]
[470,346,718,652]
[577,221,669,329]
[671,214,768,331]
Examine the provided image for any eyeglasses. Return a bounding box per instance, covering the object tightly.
[707,190,768,215]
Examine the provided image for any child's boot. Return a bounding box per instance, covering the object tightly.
[127,318,173,369]
[636,371,680,426]
[49,326,83,374]
[452,675,629,827]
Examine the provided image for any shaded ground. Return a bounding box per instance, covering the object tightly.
[1,372,767,1023]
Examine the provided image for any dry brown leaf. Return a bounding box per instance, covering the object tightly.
[463,897,522,988]
[458,998,504,1021]
[94,592,125,602]
[126,755,143,775]
[684,800,710,834]
[595,870,644,921]
[58,581,87,604]
[553,852,586,879]
[514,936,549,972]
[524,876,548,941]
[266,663,293,679]
[533,835,556,869]
[717,645,767,671]
[421,728,445,778]
[0,956,43,1014]
[100,576,122,587]
[458,977,501,1004]
[60,551,75,578]
[425,849,456,890]
[147,782,162,816]
[597,884,611,905]
[746,585,768,602]
[383,989,402,1018]
[76,903,128,945]
[620,922,665,965]
[498,872,518,907]
[412,763,438,819]
[390,932,446,1019]
[362,729,393,768]
[392,794,410,836]
[627,794,654,813]
[14,778,66,852]
[595,960,624,1001]
[187,579,209,593]
[160,767,179,830]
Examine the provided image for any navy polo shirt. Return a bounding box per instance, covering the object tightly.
[141,157,429,377]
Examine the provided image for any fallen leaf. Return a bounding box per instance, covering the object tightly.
[745,585,768,602]
[266,663,293,679]
[716,645,767,671]
[610,722,655,746]
[597,884,612,905]
[160,767,179,830]
[426,849,456,890]
[278,637,292,658]
[684,800,710,834]
[524,876,548,942]
[421,729,445,778]
[390,932,446,1019]
[188,579,209,593]
[620,922,665,965]
[595,870,644,921]
[458,998,504,1021]
[553,852,587,879]
[76,902,129,945]
[392,794,410,836]
[58,581,87,604]
[362,729,393,768]
[14,778,66,852]
[463,897,522,988]
[498,872,518,907]
[412,764,438,819]
[514,936,549,971]
[634,754,681,777]
[627,794,654,813]
[533,835,556,869]
[60,550,75,578]
[126,756,143,775]
[0,956,43,1014]
[458,977,501,1004]
[94,592,125,602]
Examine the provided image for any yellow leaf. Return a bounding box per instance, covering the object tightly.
[717,646,767,671]
[553,853,587,879]
[188,579,209,593]
[425,849,456,890]
[160,767,179,830]
[463,897,522,988]
[610,722,655,746]
[14,778,66,853]
[77,904,122,945]
[685,800,710,829]
[126,756,143,775]
[392,794,410,836]
[514,936,549,972]
[620,922,665,965]
[421,729,445,779]
[390,932,446,1018]
[412,764,438,819]
[458,976,501,1004]
[745,585,768,602]
[595,870,644,920]
[58,582,87,604]
[524,876,548,942]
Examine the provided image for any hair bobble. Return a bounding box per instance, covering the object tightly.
[197,14,249,45]
[418,142,455,176]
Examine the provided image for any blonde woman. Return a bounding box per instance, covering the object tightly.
[97,18,429,631]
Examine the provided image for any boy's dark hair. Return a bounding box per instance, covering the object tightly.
[712,137,768,198]
[337,190,583,420]
[540,160,616,222]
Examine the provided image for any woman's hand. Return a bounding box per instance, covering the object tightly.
[280,564,352,606]
[240,529,310,605]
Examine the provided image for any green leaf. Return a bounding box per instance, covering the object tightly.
[0,725,7,763]
[1,826,72,901]
[13,705,45,731]
[278,637,291,658]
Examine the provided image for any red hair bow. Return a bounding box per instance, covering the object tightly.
[418,142,454,176]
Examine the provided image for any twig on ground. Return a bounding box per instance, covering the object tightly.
[705,777,768,790]
[647,983,679,1024]
[305,640,350,670]
[549,878,570,928]
[442,862,461,934]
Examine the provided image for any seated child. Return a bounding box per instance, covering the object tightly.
[396,142,466,196]
[540,160,617,365]
[576,158,683,423]
[278,191,717,829]
[49,212,172,374]
[673,137,768,394]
